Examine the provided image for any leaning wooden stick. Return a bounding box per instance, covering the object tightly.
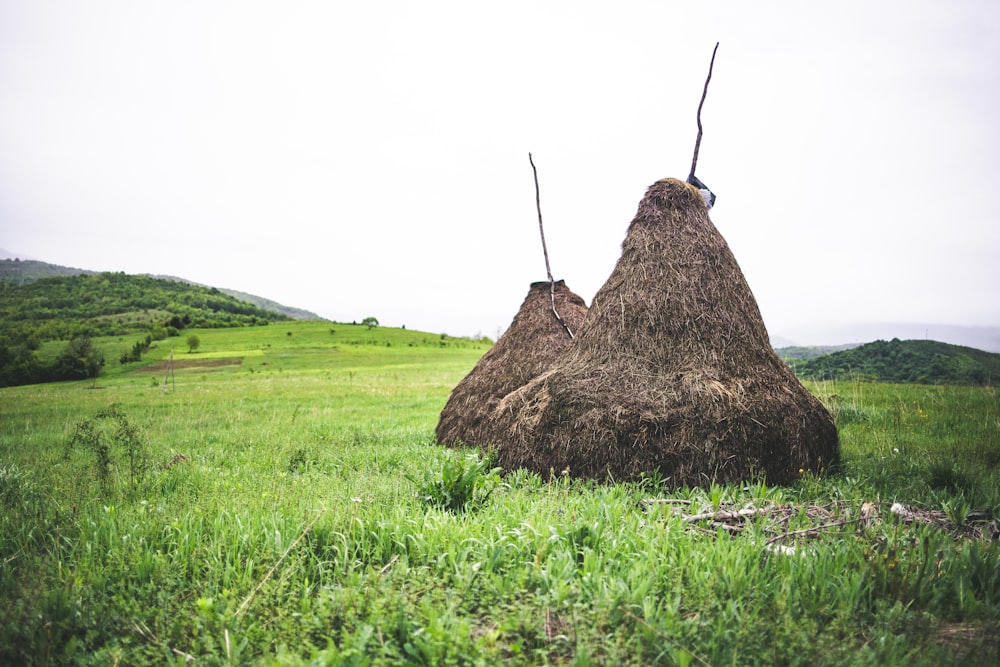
[688,42,719,183]
[528,152,574,339]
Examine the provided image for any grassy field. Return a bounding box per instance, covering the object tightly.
[1,321,998,665]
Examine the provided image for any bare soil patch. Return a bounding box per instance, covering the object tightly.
[141,357,243,372]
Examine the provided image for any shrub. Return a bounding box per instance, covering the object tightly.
[65,408,148,494]
[119,335,152,365]
[53,336,104,381]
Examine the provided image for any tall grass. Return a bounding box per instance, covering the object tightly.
[0,322,997,665]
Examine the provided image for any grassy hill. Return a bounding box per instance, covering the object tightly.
[145,274,323,320]
[787,338,1000,386]
[0,271,290,341]
[0,258,322,320]
[0,271,298,387]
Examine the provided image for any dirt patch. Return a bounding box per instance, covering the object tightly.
[141,357,243,372]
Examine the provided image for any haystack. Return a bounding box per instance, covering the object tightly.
[489,178,838,485]
[436,280,588,448]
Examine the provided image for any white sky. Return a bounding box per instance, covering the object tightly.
[2,0,998,344]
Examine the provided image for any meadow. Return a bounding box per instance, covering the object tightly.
[1,321,998,665]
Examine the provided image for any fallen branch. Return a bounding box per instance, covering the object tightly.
[684,507,768,524]
[643,497,999,544]
[640,498,693,507]
[764,518,859,546]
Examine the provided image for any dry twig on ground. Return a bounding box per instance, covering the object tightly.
[641,498,999,544]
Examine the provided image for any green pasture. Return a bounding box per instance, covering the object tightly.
[1,321,998,665]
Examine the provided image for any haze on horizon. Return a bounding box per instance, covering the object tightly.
[2,1,999,346]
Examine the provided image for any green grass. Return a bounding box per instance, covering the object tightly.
[1,322,998,665]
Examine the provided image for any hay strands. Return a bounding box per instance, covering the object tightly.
[528,152,574,340]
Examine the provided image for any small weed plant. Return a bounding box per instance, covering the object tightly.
[286,446,313,473]
[408,451,501,512]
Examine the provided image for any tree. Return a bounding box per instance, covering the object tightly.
[186,334,200,353]
[362,317,379,330]
[54,336,105,383]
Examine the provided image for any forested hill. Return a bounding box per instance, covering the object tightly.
[0,272,291,342]
[787,338,999,386]
[0,258,322,320]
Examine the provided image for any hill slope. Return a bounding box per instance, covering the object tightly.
[0,257,93,283]
[0,258,322,320]
[775,344,861,360]
[0,272,291,342]
[787,338,999,386]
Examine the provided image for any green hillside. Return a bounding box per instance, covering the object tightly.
[0,258,323,320]
[0,272,297,387]
[213,287,322,320]
[0,271,290,341]
[787,338,999,386]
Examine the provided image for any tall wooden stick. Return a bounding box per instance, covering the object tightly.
[528,152,573,339]
[162,348,175,393]
[688,42,719,183]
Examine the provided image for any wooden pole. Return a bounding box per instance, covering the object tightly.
[529,152,574,339]
[162,349,175,393]
[688,42,720,183]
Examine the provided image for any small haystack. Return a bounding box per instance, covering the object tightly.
[436,280,588,448]
[490,178,838,485]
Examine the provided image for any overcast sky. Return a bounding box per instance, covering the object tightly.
[2,1,998,344]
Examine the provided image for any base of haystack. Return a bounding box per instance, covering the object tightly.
[488,365,838,487]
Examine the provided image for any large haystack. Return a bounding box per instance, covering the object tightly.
[436,280,588,448]
[490,178,838,485]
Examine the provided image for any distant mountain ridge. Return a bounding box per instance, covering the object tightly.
[775,322,1000,354]
[0,257,323,320]
[775,344,861,360]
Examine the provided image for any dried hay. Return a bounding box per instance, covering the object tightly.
[489,178,838,485]
[436,280,588,448]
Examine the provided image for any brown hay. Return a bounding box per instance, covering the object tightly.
[436,280,588,448]
[488,178,838,486]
